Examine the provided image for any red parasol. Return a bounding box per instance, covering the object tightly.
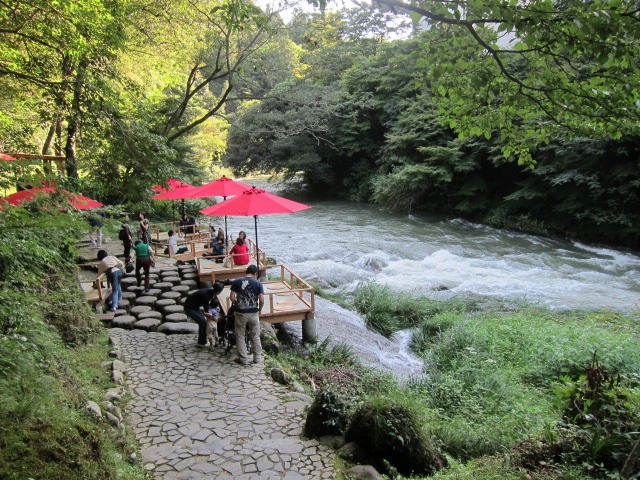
[199,187,311,262]
[152,176,251,241]
[187,176,251,198]
[151,178,194,194]
[1,186,103,210]
[1,153,17,161]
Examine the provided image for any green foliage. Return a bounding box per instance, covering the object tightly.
[304,388,351,437]
[353,282,467,337]
[0,206,142,478]
[345,397,447,476]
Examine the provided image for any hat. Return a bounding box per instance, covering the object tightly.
[246,265,258,275]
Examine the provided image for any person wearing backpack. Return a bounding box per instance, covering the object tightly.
[119,221,133,263]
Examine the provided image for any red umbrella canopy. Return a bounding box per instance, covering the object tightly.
[199,187,311,217]
[187,176,252,198]
[1,186,103,209]
[0,153,17,161]
[151,178,194,196]
[199,188,311,259]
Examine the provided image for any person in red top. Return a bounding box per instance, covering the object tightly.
[229,237,250,265]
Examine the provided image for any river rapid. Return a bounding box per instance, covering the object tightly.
[203,180,640,377]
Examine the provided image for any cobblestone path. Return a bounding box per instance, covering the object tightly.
[109,328,336,480]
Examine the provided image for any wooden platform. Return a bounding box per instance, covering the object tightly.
[217,264,315,324]
[81,272,111,311]
[196,256,267,284]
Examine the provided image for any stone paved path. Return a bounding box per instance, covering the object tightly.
[109,328,336,479]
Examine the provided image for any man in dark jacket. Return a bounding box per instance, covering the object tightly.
[184,287,217,347]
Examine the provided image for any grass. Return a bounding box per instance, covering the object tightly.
[276,282,640,479]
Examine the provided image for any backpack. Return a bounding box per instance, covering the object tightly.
[118,227,127,241]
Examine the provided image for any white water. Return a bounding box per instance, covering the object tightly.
[197,182,640,378]
[208,193,640,314]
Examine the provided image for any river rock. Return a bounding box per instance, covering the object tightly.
[153,282,174,292]
[157,322,198,335]
[172,285,191,296]
[135,295,156,307]
[129,305,152,317]
[111,315,136,329]
[160,291,182,301]
[134,318,161,331]
[163,304,184,315]
[86,400,102,419]
[271,368,291,385]
[105,411,121,427]
[347,465,384,480]
[121,277,137,287]
[137,310,162,320]
[164,312,188,323]
[121,291,137,301]
[162,276,181,285]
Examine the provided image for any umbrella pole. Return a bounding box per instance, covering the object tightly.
[223,196,228,249]
[254,215,259,268]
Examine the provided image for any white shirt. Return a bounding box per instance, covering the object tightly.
[168,235,180,255]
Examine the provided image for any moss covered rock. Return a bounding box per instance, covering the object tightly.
[304,389,350,438]
[345,402,446,476]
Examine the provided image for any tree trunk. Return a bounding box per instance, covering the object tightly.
[41,119,56,175]
[64,58,87,179]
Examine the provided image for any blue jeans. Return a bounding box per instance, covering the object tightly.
[110,269,123,311]
[185,308,207,345]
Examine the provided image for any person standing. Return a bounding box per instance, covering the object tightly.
[133,240,154,292]
[97,249,124,312]
[88,212,104,248]
[138,212,152,244]
[119,221,133,263]
[229,264,264,365]
[184,286,218,348]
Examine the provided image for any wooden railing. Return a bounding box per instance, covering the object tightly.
[261,264,315,317]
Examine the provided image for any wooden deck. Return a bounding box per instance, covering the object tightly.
[217,264,315,324]
[196,248,267,283]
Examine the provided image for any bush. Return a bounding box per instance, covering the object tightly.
[304,389,350,438]
[345,398,447,476]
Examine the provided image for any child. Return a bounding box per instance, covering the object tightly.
[205,305,221,347]
[204,282,224,347]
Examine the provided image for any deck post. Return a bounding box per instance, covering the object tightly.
[301,314,317,344]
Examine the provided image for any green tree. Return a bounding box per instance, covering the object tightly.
[0,0,128,177]
[362,0,640,163]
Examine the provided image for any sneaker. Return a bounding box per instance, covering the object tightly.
[233,357,249,366]
[197,342,210,348]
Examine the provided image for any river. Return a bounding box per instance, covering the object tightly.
[210,181,640,315]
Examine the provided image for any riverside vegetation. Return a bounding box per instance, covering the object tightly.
[0,204,147,479]
[269,284,640,479]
